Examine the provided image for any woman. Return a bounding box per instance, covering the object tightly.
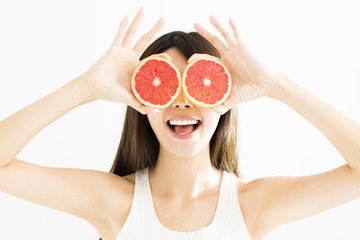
[0,8,359,240]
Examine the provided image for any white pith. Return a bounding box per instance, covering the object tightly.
[153,77,161,86]
[203,78,211,86]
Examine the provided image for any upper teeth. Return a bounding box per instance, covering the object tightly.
[169,119,198,126]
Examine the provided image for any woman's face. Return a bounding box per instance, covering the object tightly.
[147,48,221,157]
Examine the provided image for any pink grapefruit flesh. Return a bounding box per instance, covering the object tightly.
[182,57,231,108]
[131,56,181,109]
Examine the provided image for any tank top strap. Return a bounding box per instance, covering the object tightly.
[126,168,157,221]
[215,171,251,237]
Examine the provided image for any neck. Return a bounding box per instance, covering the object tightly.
[149,145,222,201]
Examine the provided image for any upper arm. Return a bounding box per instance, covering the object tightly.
[0,159,128,224]
[241,164,360,237]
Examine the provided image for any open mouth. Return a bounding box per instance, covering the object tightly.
[166,119,202,135]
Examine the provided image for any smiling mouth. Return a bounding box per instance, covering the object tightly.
[166,119,202,135]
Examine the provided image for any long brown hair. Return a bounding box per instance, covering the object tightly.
[110,31,239,177]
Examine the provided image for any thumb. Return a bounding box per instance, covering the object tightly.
[212,104,228,115]
[139,105,160,115]
[188,53,219,63]
[150,53,172,62]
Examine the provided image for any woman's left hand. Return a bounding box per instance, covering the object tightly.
[194,17,280,113]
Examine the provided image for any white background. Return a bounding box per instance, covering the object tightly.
[0,0,359,239]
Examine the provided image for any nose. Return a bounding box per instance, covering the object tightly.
[171,90,193,109]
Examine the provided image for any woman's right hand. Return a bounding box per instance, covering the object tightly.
[80,8,165,114]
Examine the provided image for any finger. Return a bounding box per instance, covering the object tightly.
[129,94,160,115]
[194,22,228,54]
[188,53,219,63]
[140,106,160,115]
[212,104,228,115]
[209,16,236,47]
[132,17,165,55]
[121,7,145,47]
[111,16,129,47]
[229,18,244,46]
[129,99,148,115]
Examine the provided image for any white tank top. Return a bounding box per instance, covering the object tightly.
[116,167,252,240]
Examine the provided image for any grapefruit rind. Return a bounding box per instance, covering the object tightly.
[182,57,232,108]
[131,56,181,109]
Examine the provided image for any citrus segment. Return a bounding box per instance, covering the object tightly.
[182,57,231,108]
[131,56,181,108]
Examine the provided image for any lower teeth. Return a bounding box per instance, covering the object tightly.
[177,132,190,135]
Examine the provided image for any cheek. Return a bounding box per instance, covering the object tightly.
[203,111,221,129]
[203,115,221,139]
[147,114,164,137]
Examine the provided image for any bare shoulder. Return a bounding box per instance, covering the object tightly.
[0,160,137,239]
[236,165,360,240]
[236,177,272,240]
[122,172,136,183]
[86,171,136,239]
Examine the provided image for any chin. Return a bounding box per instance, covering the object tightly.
[161,141,208,158]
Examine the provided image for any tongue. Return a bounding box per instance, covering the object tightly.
[174,125,195,134]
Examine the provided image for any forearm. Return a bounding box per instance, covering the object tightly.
[268,74,360,172]
[0,77,95,167]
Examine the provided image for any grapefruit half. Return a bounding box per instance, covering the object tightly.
[131,56,181,109]
[182,57,232,108]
